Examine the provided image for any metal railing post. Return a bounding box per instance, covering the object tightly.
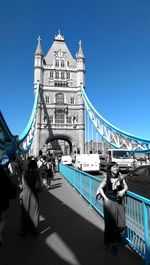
[89,177,92,208]
[80,172,82,196]
[142,202,150,265]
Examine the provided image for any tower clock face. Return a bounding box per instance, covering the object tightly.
[54,49,66,60]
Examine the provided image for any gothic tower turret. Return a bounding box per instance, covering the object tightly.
[34,36,43,89]
[76,40,85,87]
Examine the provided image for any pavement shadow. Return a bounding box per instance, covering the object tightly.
[0,175,143,265]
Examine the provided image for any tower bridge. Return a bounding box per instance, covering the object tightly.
[1,32,150,157]
[0,33,150,264]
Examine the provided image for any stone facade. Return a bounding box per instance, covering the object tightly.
[31,32,85,157]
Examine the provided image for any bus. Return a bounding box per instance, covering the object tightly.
[108,149,134,171]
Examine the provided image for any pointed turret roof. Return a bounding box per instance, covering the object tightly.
[45,32,76,66]
[35,36,43,55]
[76,40,84,59]
[54,30,65,42]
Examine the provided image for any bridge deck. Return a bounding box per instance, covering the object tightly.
[0,173,143,265]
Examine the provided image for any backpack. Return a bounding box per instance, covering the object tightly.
[40,162,47,175]
[47,162,53,178]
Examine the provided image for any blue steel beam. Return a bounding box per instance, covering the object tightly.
[81,85,150,153]
[19,82,40,141]
[18,82,40,154]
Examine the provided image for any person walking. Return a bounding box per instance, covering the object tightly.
[37,155,48,189]
[0,164,17,246]
[46,158,54,189]
[19,159,41,236]
[96,162,128,255]
[8,156,21,187]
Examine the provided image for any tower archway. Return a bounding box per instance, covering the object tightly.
[45,134,76,156]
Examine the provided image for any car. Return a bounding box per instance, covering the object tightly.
[124,165,150,199]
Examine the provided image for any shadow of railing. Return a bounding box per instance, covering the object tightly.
[0,173,143,265]
[59,163,150,265]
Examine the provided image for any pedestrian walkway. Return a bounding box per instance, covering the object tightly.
[0,173,143,265]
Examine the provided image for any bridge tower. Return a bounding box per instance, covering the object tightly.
[32,32,85,157]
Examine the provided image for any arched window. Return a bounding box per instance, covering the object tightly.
[61,71,65,79]
[66,72,70,79]
[70,97,75,104]
[45,96,49,104]
[50,71,53,79]
[55,110,64,124]
[55,71,59,79]
[61,60,65,67]
[55,60,59,67]
[56,93,64,104]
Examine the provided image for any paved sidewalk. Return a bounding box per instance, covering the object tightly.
[0,173,143,265]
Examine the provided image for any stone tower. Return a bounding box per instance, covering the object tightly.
[31,32,85,157]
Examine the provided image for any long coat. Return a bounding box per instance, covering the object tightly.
[20,169,40,233]
[0,165,15,213]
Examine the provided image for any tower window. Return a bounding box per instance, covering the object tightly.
[56,93,64,104]
[70,97,75,104]
[61,60,65,67]
[55,82,68,87]
[50,71,53,79]
[61,72,65,79]
[45,96,49,103]
[55,71,59,79]
[66,72,70,79]
[66,116,72,124]
[55,110,64,124]
[55,60,59,67]
[49,116,53,123]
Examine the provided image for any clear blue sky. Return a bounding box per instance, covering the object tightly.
[0,0,150,139]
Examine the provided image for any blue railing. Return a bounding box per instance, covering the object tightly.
[59,164,150,265]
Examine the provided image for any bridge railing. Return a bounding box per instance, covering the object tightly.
[59,163,150,265]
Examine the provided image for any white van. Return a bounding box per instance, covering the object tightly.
[74,154,100,172]
[61,155,72,166]
[108,149,134,171]
[73,154,84,169]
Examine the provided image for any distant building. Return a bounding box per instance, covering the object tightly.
[85,140,108,154]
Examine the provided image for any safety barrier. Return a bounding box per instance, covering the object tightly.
[59,163,150,265]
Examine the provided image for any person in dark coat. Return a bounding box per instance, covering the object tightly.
[19,159,41,236]
[0,164,16,245]
[96,162,128,255]
[46,158,54,189]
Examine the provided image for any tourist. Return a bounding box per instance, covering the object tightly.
[0,164,17,246]
[46,158,54,188]
[19,159,41,236]
[96,162,128,255]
